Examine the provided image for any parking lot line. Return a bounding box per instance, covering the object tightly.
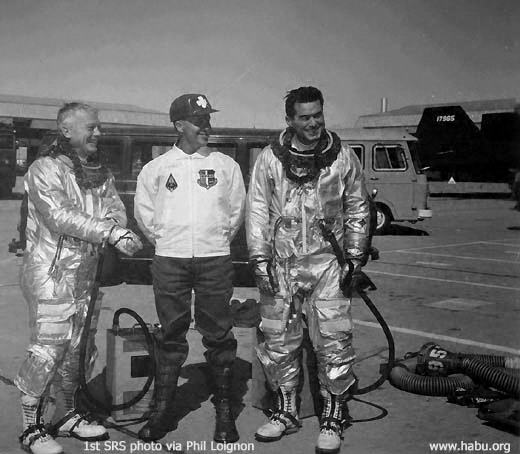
[392,250,520,264]
[479,241,520,248]
[365,270,520,291]
[354,319,520,355]
[383,241,482,253]
[414,261,450,267]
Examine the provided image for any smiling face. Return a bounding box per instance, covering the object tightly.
[175,114,212,154]
[60,109,101,161]
[286,100,325,146]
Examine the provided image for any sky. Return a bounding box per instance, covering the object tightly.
[0,0,518,129]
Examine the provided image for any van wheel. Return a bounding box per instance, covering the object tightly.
[375,204,392,234]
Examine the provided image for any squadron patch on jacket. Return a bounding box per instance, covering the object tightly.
[197,169,218,189]
[165,173,178,191]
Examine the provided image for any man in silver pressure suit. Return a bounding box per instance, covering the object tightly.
[15,103,142,454]
[246,86,372,454]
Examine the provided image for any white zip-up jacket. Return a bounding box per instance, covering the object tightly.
[134,145,246,258]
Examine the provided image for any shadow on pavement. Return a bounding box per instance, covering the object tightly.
[76,358,251,436]
[0,191,24,201]
[381,224,429,236]
[167,358,251,431]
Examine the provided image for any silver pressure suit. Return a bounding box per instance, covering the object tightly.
[15,155,127,398]
[246,131,371,395]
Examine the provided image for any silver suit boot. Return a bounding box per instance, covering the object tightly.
[316,389,350,454]
[255,386,301,442]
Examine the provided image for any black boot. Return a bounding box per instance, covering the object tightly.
[211,367,239,443]
[138,364,180,442]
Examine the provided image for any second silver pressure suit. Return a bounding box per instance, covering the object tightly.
[246,130,371,396]
[15,154,127,398]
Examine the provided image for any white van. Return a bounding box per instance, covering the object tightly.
[334,128,432,233]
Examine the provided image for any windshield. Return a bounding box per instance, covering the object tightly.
[408,141,424,174]
[0,134,14,149]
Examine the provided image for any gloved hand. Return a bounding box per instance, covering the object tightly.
[340,260,364,294]
[108,225,143,256]
[252,260,279,296]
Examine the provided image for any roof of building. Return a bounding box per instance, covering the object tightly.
[356,98,518,129]
[0,94,163,113]
[0,93,170,129]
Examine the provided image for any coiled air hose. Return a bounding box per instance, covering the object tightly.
[461,357,519,397]
[389,358,476,396]
[389,342,520,398]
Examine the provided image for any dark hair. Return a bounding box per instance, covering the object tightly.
[285,86,324,118]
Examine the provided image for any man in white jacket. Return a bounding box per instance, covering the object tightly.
[134,94,245,443]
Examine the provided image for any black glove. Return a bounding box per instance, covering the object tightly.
[252,260,279,296]
[341,260,376,295]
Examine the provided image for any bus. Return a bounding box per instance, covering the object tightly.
[335,128,432,234]
[0,124,16,198]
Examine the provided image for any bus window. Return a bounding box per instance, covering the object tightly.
[131,138,172,177]
[348,144,364,168]
[247,145,265,187]
[207,143,237,159]
[0,134,13,148]
[373,145,407,171]
[99,138,125,177]
[152,145,170,160]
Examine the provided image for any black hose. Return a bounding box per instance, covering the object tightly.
[388,345,520,398]
[354,288,395,395]
[78,244,155,413]
[461,354,506,368]
[390,361,475,396]
[462,357,520,397]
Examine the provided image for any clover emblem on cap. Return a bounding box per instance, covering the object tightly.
[196,96,208,108]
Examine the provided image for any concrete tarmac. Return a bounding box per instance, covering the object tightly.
[0,193,519,454]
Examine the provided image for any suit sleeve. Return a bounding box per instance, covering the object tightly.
[245,147,274,263]
[100,172,127,227]
[342,147,372,262]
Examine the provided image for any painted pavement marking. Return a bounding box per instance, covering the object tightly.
[479,241,520,248]
[393,250,520,264]
[424,298,491,311]
[382,241,482,254]
[354,319,520,355]
[365,269,520,291]
[415,261,450,267]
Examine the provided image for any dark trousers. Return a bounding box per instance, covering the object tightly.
[151,255,237,370]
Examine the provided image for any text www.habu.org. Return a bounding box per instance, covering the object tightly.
[429,441,511,453]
